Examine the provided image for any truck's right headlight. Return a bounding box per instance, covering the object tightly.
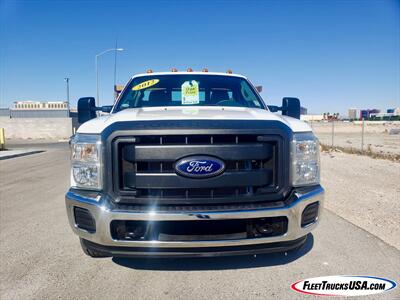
[70,134,103,190]
[291,132,320,186]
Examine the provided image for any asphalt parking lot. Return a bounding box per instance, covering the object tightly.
[0,144,399,299]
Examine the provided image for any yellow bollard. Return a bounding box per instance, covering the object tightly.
[0,128,5,151]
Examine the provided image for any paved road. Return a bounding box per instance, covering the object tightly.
[0,146,399,299]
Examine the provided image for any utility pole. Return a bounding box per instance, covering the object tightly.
[114,39,118,88]
[95,48,124,107]
[64,77,70,115]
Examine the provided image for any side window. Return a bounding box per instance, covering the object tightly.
[240,81,261,108]
[120,89,144,110]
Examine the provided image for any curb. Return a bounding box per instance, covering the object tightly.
[0,150,45,161]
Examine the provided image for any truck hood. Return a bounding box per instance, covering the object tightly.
[77,106,311,134]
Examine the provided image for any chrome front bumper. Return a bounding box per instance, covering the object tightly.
[65,186,324,249]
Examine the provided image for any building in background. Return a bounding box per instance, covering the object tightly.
[369,107,400,120]
[348,108,357,120]
[9,101,69,118]
[360,109,380,120]
[387,108,395,114]
[14,101,68,109]
[346,107,399,121]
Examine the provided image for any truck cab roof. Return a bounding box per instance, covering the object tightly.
[131,71,247,79]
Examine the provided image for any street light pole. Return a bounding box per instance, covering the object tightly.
[95,48,124,107]
[64,77,70,114]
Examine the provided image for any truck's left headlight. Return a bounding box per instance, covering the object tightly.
[291,132,320,186]
[70,134,103,190]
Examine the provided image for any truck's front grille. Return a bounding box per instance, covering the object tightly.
[112,134,286,205]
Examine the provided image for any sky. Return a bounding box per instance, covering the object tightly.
[0,0,399,115]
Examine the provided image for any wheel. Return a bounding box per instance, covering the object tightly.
[79,238,110,258]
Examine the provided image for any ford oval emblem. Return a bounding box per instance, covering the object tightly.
[175,156,226,178]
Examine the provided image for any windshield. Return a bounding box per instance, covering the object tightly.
[114,74,265,112]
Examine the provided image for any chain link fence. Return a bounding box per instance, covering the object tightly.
[309,120,400,159]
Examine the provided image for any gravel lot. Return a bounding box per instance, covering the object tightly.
[321,151,400,249]
[0,144,399,299]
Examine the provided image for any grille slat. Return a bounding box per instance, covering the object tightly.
[126,143,273,162]
[125,171,272,189]
[135,159,268,173]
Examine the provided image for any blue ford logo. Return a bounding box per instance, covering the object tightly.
[175,156,225,178]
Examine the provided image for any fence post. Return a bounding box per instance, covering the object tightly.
[361,118,365,152]
[331,120,334,147]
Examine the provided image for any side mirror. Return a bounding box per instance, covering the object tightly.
[77,97,97,123]
[267,105,280,112]
[282,97,300,119]
[101,105,113,113]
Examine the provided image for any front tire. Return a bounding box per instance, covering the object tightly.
[80,238,110,258]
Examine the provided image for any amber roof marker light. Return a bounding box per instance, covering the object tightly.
[202,68,209,72]
[171,68,178,72]
[146,69,153,73]
[187,68,193,72]
[226,69,233,74]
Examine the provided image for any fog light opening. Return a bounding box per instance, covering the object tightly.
[112,221,146,241]
[255,222,274,235]
[125,226,145,240]
[252,217,287,237]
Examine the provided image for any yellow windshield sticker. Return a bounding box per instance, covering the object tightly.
[132,79,160,91]
[181,80,199,105]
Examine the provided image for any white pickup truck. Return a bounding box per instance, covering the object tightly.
[66,70,324,257]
